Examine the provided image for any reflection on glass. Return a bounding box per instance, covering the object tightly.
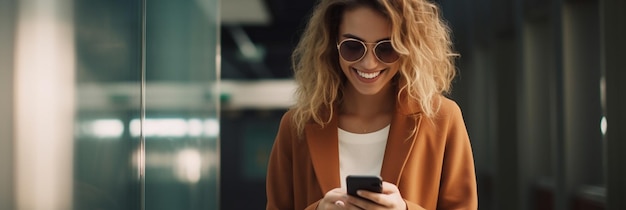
[74,0,142,208]
[175,149,203,184]
[144,0,219,209]
[79,119,125,138]
[129,118,219,138]
[73,0,219,209]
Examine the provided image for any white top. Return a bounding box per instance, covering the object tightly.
[338,124,390,190]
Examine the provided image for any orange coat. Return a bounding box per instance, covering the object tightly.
[266,96,478,210]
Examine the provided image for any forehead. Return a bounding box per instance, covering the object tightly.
[338,6,392,42]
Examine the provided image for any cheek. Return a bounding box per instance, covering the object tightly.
[339,60,352,75]
[389,65,400,75]
[389,63,401,75]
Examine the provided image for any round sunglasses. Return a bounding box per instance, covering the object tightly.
[336,38,400,64]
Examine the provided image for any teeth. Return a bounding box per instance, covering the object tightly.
[356,70,381,79]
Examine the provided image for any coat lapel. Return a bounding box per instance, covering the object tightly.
[305,113,340,194]
[380,111,421,185]
[380,95,423,185]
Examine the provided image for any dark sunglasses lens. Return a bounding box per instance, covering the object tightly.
[375,42,399,63]
[339,40,365,62]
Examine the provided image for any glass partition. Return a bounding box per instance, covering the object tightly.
[144,0,219,209]
[74,1,142,209]
[0,0,220,207]
[73,0,220,209]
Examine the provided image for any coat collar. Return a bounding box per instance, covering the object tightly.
[305,97,423,193]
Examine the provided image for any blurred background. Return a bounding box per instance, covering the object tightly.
[0,0,624,210]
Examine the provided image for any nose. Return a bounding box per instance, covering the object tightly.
[358,48,379,69]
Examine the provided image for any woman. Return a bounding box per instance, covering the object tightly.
[266,0,477,209]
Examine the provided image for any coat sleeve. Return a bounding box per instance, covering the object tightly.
[266,112,295,210]
[436,101,478,209]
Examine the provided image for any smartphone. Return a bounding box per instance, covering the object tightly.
[346,175,383,200]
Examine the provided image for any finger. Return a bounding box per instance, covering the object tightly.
[328,188,345,195]
[323,188,349,209]
[346,195,374,210]
[325,188,347,199]
[381,181,399,194]
[332,188,346,192]
[355,190,388,206]
[340,198,362,210]
[334,200,346,207]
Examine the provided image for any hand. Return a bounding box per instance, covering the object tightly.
[345,181,407,210]
[317,188,349,210]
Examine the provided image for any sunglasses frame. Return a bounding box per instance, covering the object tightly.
[336,38,399,64]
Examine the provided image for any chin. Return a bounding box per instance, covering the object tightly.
[354,86,386,96]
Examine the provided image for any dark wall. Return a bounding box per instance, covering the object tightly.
[220,109,284,209]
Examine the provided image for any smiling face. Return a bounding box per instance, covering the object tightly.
[338,6,399,96]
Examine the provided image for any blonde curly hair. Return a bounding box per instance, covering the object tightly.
[291,0,457,137]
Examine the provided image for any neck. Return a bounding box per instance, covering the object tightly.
[341,84,395,117]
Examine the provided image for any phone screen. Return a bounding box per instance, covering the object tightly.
[346,175,383,199]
